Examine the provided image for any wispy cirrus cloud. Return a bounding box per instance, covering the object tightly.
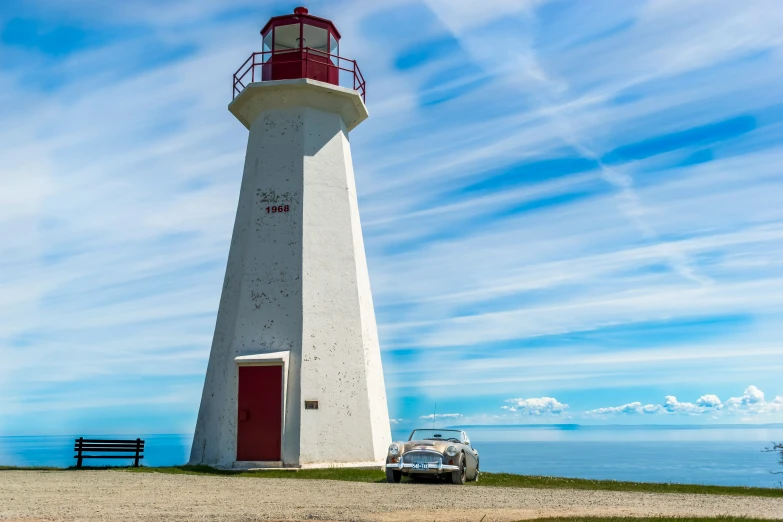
[3,0,783,435]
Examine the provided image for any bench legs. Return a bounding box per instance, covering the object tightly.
[77,437,83,469]
[134,438,141,467]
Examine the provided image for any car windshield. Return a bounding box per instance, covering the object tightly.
[409,429,464,443]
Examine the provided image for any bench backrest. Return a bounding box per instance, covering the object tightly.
[74,437,145,468]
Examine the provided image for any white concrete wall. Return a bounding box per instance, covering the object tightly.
[298,109,391,465]
[190,104,306,467]
[342,132,394,463]
[190,81,390,468]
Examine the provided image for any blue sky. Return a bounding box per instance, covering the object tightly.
[1,0,783,436]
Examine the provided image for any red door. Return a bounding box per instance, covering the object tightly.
[237,365,282,461]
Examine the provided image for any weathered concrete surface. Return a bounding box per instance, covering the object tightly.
[2,471,783,522]
[229,78,368,132]
[189,80,390,468]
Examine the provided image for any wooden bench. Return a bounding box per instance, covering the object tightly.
[74,437,145,468]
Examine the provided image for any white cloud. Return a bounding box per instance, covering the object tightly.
[419,413,462,420]
[586,402,663,416]
[662,395,722,414]
[502,397,568,416]
[586,386,783,417]
[696,394,723,408]
[726,385,765,408]
[725,386,783,414]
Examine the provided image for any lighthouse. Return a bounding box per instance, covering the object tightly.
[189,7,391,468]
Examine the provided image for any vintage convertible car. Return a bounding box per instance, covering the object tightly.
[385,428,479,484]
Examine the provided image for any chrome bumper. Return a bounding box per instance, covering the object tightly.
[385,461,459,472]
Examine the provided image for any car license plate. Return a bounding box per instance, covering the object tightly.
[412,462,429,470]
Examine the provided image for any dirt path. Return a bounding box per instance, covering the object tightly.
[1,471,782,521]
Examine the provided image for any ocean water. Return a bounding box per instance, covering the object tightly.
[1,426,782,488]
[0,434,191,469]
[448,425,783,488]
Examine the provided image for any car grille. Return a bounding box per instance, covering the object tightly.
[403,451,441,464]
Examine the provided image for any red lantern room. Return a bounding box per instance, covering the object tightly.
[260,7,340,84]
[233,7,365,101]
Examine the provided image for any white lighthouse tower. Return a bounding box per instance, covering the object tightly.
[189,7,391,469]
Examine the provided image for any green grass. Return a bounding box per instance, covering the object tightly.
[4,465,782,498]
[121,465,783,497]
[125,464,385,483]
[524,518,781,522]
[472,472,783,497]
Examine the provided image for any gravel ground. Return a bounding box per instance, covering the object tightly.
[1,471,782,522]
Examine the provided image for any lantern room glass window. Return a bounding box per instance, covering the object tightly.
[262,31,273,62]
[302,24,328,54]
[273,23,300,52]
[329,34,339,64]
[258,13,343,86]
[263,21,339,55]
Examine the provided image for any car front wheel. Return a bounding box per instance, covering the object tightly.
[450,455,466,485]
[386,468,401,483]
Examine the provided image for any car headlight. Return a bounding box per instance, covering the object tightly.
[388,444,400,456]
[445,445,458,457]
